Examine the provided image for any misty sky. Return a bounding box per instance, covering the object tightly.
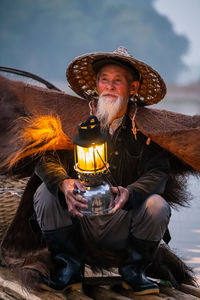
[154,0,200,65]
[0,0,199,84]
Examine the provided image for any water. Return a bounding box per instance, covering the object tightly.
[169,177,200,283]
[155,96,200,284]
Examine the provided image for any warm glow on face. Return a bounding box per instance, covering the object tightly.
[76,143,106,172]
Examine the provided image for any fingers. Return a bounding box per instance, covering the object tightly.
[60,179,88,217]
[66,192,88,217]
[60,179,86,194]
[109,186,129,214]
[110,186,116,193]
[110,186,119,194]
[109,197,124,214]
[74,180,86,192]
[76,193,88,204]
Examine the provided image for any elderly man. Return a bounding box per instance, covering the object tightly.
[33,47,171,295]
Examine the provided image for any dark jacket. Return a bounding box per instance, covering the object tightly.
[1,107,195,289]
[35,110,170,211]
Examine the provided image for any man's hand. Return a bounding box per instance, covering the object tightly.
[109,186,129,214]
[59,179,88,217]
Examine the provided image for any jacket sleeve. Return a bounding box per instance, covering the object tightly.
[125,142,170,210]
[35,150,72,196]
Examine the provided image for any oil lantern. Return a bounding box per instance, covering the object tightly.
[73,115,114,216]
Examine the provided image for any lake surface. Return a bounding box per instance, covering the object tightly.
[155,97,200,284]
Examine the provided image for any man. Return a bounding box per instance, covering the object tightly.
[33,47,171,295]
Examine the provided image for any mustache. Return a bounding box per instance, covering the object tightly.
[100,90,118,97]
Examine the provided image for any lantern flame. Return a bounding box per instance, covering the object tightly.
[76,143,107,173]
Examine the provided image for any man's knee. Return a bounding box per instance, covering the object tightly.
[33,183,57,214]
[33,183,72,231]
[145,194,171,224]
[130,194,171,241]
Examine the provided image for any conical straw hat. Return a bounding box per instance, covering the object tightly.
[66,46,166,106]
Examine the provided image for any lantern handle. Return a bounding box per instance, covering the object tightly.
[80,115,100,128]
[96,149,120,196]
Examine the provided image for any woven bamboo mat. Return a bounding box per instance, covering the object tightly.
[1,266,200,299]
[0,175,28,240]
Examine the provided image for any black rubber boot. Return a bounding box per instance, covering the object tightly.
[41,222,83,292]
[119,236,160,295]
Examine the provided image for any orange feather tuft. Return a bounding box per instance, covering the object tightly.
[8,114,73,168]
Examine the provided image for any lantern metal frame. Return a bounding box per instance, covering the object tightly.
[72,116,114,216]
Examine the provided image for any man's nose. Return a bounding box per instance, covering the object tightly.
[105,81,115,90]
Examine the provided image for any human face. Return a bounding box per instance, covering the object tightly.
[96,64,139,121]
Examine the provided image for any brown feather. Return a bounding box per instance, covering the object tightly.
[147,243,197,287]
[135,107,200,172]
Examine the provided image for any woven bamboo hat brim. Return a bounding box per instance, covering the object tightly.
[66,46,166,106]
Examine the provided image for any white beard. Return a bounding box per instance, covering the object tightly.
[96,93,125,130]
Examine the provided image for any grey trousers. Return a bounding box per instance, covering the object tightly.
[33,183,171,251]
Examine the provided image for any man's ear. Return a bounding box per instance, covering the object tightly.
[130,81,140,95]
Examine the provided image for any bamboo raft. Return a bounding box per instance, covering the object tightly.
[0,266,200,300]
[0,175,200,299]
